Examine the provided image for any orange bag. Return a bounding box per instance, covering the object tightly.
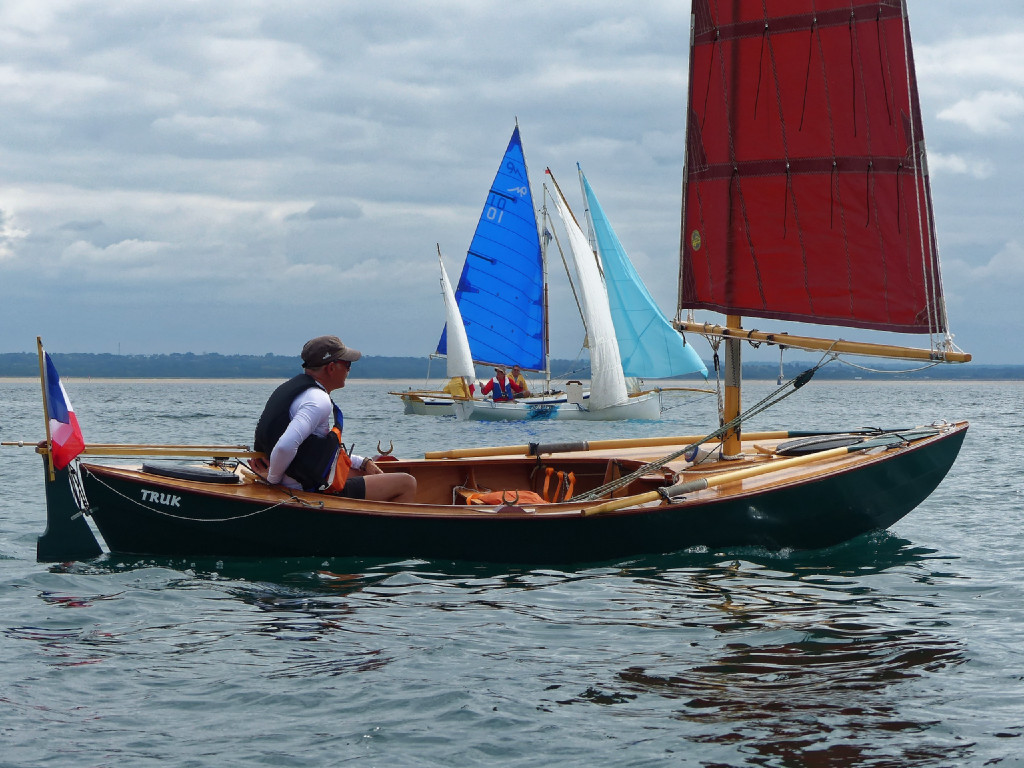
[464,490,548,506]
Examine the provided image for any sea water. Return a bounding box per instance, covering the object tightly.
[1,378,1022,767]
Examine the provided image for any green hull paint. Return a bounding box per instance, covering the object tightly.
[67,425,967,563]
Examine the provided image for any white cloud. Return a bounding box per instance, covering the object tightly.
[0,64,114,110]
[0,209,28,261]
[953,240,1024,282]
[152,113,268,145]
[61,237,168,269]
[916,32,1024,88]
[287,201,363,222]
[937,90,1024,134]
[927,151,994,179]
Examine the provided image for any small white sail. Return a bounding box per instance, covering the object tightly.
[439,254,475,383]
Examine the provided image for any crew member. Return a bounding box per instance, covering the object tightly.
[480,366,521,402]
[510,365,531,398]
[442,376,475,398]
[253,335,416,502]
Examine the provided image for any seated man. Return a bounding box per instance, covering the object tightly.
[510,365,531,398]
[253,335,416,503]
[480,366,521,402]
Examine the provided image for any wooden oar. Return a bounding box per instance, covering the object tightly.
[425,431,833,460]
[387,390,475,401]
[580,430,936,516]
[2,441,263,459]
[656,386,716,394]
[81,444,264,458]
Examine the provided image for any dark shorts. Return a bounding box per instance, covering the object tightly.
[336,475,366,499]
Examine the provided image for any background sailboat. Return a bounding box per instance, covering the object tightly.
[453,169,707,421]
[439,125,546,374]
[547,170,630,413]
[393,124,545,416]
[400,127,706,421]
[578,167,709,386]
[395,254,478,417]
[437,253,476,389]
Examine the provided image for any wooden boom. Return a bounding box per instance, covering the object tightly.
[674,320,972,363]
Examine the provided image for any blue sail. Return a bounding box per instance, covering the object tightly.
[437,126,545,372]
[581,171,708,380]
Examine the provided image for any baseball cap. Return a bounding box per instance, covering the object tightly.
[301,335,362,368]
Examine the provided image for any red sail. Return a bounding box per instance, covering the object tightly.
[679,0,946,334]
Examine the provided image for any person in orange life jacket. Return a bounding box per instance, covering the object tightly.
[481,366,521,401]
[252,335,416,503]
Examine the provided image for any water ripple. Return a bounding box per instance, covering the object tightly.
[2,380,1024,766]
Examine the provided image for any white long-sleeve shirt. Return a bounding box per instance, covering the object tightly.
[267,384,363,488]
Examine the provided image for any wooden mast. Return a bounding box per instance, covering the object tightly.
[722,315,743,457]
[720,0,743,459]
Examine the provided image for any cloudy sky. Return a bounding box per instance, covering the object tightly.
[2,0,1022,365]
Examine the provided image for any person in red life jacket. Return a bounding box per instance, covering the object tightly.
[481,366,522,401]
[252,335,416,502]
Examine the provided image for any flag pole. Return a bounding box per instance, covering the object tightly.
[37,336,56,482]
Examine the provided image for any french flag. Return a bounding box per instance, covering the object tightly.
[44,352,85,470]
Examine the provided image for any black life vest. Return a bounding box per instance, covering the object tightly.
[254,374,344,491]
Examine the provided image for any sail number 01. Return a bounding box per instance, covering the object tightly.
[486,186,528,224]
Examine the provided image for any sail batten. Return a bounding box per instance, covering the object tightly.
[680,0,947,336]
[692,5,906,44]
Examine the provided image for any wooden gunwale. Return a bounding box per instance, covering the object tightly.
[79,422,965,520]
[574,422,968,514]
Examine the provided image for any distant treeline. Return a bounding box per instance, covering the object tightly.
[0,352,590,380]
[0,352,1020,380]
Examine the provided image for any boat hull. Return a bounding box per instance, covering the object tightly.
[397,393,456,417]
[452,391,662,421]
[75,423,967,562]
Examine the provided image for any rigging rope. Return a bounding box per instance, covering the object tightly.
[833,356,940,375]
[571,351,835,502]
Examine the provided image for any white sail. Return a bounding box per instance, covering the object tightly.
[548,182,628,410]
[439,254,475,382]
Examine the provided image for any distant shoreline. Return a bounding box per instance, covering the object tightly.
[3,377,1023,385]
[1,352,1021,380]
[0,377,420,385]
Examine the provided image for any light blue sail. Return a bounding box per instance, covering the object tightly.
[581,170,708,380]
[437,126,545,372]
